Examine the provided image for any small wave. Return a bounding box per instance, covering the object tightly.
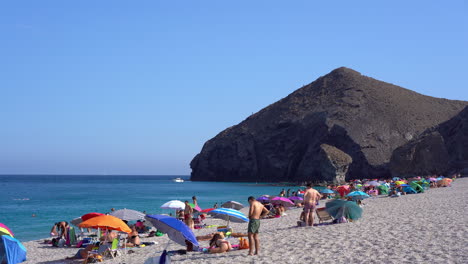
[13,198,30,201]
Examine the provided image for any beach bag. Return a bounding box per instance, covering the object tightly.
[239,237,249,250]
[156,230,164,237]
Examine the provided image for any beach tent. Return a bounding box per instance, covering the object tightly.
[0,235,27,264]
[402,186,417,194]
[410,182,424,193]
[377,185,389,195]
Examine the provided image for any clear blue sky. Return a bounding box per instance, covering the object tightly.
[1,1,467,175]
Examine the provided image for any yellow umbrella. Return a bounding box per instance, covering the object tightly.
[395,181,406,186]
[79,215,131,233]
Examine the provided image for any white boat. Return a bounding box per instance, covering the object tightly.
[172,178,184,183]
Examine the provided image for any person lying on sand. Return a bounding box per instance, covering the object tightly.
[208,233,232,254]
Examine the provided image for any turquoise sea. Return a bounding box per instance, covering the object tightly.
[0,175,298,242]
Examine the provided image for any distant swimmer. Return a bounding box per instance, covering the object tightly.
[32,214,36,217]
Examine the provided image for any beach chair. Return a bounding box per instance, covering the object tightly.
[316,207,333,223]
[83,239,118,264]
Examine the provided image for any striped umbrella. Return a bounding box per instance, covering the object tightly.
[0,223,14,237]
[207,208,248,225]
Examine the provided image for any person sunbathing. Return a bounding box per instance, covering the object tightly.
[208,233,232,254]
[126,226,141,247]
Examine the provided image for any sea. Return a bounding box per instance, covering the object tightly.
[0,175,299,242]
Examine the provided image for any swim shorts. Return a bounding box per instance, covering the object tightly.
[248,219,261,234]
[303,203,316,214]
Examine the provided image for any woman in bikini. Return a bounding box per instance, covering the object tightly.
[126,226,141,247]
[208,233,232,254]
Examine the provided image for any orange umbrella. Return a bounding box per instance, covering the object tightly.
[78,215,131,233]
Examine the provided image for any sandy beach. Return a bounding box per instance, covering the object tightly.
[23,178,468,264]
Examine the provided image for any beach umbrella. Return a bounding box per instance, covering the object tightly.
[320,189,335,194]
[145,215,198,247]
[271,197,295,207]
[110,209,145,221]
[0,223,14,237]
[81,212,104,222]
[336,185,351,197]
[200,208,215,213]
[79,215,131,233]
[367,181,380,186]
[221,201,244,210]
[288,196,304,201]
[70,217,83,227]
[398,184,410,187]
[346,191,370,200]
[161,200,186,210]
[207,208,248,225]
[256,196,270,202]
[393,177,401,181]
[395,181,406,186]
[325,199,363,220]
[0,235,27,264]
[187,203,202,212]
[429,178,438,182]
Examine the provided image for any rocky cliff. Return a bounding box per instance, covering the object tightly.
[191,67,468,182]
[390,106,468,176]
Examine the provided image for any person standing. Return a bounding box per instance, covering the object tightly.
[184,200,194,229]
[247,196,268,256]
[303,183,321,226]
[192,196,198,207]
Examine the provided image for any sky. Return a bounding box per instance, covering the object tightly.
[0,1,467,175]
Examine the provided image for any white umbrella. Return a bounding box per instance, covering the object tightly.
[161,200,186,216]
[161,200,186,210]
[221,201,244,210]
[110,208,145,221]
[368,181,380,186]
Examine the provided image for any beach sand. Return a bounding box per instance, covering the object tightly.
[23,178,468,264]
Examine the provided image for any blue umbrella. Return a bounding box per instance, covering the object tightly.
[320,189,335,194]
[0,235,27,264]
[207,208,248,225]
[145,215,198,247]
[346,191,370,200]
[398,184,410,187]
[257,196,269,202]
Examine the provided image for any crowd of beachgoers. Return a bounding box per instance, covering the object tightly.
[2,174,464,264]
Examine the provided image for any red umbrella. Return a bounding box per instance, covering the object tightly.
[81,212,104,221]
[200,208,215,213]
[336,185,351,197]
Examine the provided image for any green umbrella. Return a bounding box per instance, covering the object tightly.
[325,199,363,220]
